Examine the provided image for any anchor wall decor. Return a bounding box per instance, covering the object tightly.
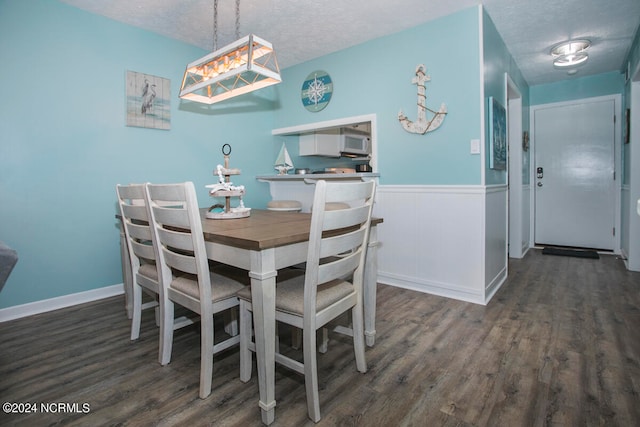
[398,64,447,134]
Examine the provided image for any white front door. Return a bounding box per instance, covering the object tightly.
[534,99,616,250]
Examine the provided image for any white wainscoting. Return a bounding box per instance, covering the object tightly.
[621,185,631,263]
[374,184,508,305]
[484,185,508,302]
[620,185,640,271]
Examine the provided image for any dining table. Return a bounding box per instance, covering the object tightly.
[118,208,382,425]
[200,208,382,424]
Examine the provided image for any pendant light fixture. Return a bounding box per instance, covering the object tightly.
[179,0,281,104]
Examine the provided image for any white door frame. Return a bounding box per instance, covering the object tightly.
[625,64,640,270]
[506,74,525,258]
[529,94,622,253]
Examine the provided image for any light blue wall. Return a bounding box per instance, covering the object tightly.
[625,21,640,77]
[0,0,276,308]
[273,7,483,185]
[482,9,530,186]
[530,71,625,106]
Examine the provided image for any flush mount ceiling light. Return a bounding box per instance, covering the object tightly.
[550,39,591,68]
[179,0,281,105]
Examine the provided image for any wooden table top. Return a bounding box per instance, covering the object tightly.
[200,209,312,250]
[200,209,382,251]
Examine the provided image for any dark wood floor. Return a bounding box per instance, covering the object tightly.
[1,249,639,426]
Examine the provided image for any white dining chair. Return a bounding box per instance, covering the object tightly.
[116,184,163,341]
[291,200,351,353]
[145,181,248,399]
[116,184,197,357]
[238,179,376,422]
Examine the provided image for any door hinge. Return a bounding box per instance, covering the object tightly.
[614,171,616,180]
[613,227,616,236]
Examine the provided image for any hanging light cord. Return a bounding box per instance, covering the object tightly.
[212,0,240,51]
[235,0,240,40]
[212,0,218,51]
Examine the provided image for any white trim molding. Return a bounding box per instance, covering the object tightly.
[0,284,124,323]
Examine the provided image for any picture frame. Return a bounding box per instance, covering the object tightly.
[126,70,171,130]
[488,96,507,170]
[625,108,630,144]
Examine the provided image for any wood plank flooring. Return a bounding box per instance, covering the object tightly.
[1,249,639,426]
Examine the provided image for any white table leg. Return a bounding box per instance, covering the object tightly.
[364,225,379,347]
[249,249,277,425]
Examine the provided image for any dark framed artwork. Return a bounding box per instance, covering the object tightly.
[488,96,507,170]
[522,130,529,151]
[625,108,630,144]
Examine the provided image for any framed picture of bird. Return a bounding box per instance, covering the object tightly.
[126,70,171,130]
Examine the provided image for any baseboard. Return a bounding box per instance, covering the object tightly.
[0,284,124,323]
[377,272,485,305]
[484,266,507,304]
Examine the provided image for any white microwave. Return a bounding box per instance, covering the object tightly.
[340,133,371,156]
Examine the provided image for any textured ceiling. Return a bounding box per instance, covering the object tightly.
[60,0,640,86]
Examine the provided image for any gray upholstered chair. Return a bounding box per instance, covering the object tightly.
[0,241,18,293]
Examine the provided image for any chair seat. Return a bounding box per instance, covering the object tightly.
[138,262,158,281]
[267,200,302,211]
[171,270,246,302]
[238,276,354,316]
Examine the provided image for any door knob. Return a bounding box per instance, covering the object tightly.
[537,182,543,187]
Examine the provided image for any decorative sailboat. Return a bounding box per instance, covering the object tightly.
[274,142,294,175]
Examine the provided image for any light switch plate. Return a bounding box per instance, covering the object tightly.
[470,139,480,154]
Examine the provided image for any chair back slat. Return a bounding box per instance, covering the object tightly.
[156,226,195,253]
[163,248,198,275]
[126,220,152,241]
[323,181,371,204]
[319,228,366,259]
[130,238,155,261]
[322,204,370,231]
[121,203,148,221]
[117,183,146,201]
[317,251,360,285]
[153,205,191,229]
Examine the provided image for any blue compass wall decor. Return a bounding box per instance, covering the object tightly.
[301,70,332,112]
